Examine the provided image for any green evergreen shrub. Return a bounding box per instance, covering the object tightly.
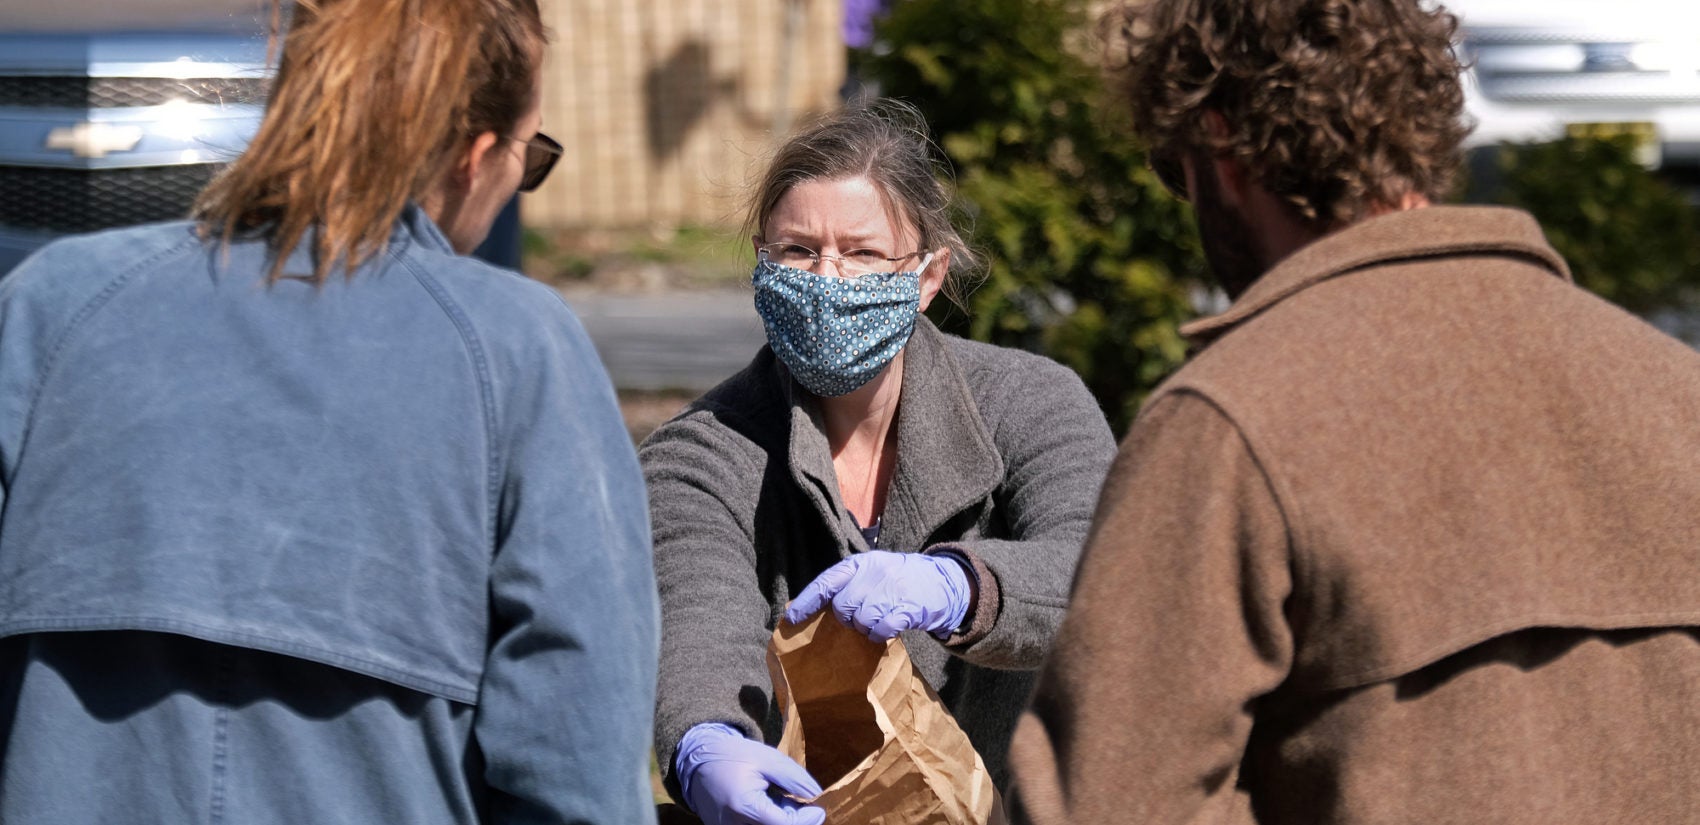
[866,0,1207,432]
[1488,136,1700,315]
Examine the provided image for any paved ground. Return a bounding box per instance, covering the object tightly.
[559,287,766,393]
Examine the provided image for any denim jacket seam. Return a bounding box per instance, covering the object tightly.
[398,252,503,548]
[13,235,200,487]
[207,649,233,825]
[0,614,480,701]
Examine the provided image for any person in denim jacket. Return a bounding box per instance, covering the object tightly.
[0,2,658,823]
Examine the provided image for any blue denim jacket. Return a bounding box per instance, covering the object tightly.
[0,207,659,823]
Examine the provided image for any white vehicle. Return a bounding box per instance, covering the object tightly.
[1450,0,1700,169]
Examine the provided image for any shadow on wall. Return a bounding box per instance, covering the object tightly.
[645,40,733,162]
[644,38,785,162]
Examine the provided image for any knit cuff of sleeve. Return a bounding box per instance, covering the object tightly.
[924,545,1000,648]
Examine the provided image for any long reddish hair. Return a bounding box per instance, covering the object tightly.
[195,0,545,282]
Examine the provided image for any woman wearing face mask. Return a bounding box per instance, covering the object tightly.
[0,2,657,823]
[643,100,1117,825]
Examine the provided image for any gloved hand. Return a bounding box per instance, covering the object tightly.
[676,723,826,825]
[783,550,973,642]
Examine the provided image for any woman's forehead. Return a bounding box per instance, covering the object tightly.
[766,176,918,245]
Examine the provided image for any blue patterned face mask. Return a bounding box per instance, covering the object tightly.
[752,253,932,397]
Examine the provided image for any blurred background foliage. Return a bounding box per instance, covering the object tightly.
[1485,136,1700,315]
[865,0,1207,432]
[867,0,1700,433]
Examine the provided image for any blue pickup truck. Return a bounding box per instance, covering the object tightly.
[0,1,520,275]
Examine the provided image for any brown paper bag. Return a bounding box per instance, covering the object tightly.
[767,612,1006,825]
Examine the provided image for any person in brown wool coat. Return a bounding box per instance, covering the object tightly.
[1008,1,1700,823]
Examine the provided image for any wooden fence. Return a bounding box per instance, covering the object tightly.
[529,0,847,229]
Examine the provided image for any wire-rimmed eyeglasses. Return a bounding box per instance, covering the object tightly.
[757,242,925,277]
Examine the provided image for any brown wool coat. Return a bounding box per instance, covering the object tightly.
[1008,206,1700,825]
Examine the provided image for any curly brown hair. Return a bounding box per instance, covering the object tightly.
[1103,0,1469,226]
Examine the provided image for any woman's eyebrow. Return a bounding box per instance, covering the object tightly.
[836,230,894,247]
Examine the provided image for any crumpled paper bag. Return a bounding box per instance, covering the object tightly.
[767,612,1005,824]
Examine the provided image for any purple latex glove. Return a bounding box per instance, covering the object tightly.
[783,550,972,641]
[676,723,826,825]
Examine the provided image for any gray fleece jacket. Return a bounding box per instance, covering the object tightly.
[641,317,1115,800]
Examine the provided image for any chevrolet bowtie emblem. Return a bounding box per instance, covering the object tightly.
[1582,43,1638,73]
[45,122,144,158]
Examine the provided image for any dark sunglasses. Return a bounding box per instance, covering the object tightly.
[513,132,563,193]
[1147,151,1189,201]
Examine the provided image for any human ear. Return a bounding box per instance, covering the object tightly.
[917,248,951,312]
[1207,154,1254,209]
[1199,111,1252,209]
[458,131,503,188]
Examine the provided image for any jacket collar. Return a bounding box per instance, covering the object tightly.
[395,202,456,256]
[262,203,453,277]
[783,316,1004,556]
[1181,206,1570,347]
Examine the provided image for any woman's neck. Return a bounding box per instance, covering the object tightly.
[820,352,904,525]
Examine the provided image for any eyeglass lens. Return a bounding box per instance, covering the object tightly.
[1148,152,1188,201]
[519,133,563,193]
[760,243,917,275]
